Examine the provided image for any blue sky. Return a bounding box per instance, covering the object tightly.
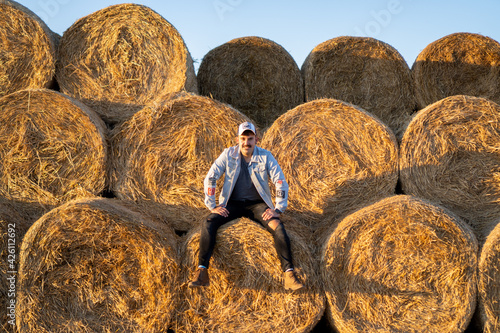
[15,0,500,71]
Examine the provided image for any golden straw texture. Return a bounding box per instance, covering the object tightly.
[56,3,197,124]
[0,0,57,98]
[197,36,304,130]
[0,89,107,209]
[412,32,500,109]
[261,98,398,235]
[16,198,180,332]
[177,217,325,333]
[110,91,251,231]
[479,220,500,333]
[302,36,415,138]
[321,195,478,333]
[400,95,500,243]
[0,199,45,332]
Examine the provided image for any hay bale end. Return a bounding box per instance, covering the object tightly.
[197,36,304,130]
[56,3,197,124]
[16,197,180,332]
[321,195,477,333]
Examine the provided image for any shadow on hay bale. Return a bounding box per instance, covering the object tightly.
[0,198,46,332]
[109,91,252,232]
[321,195,478,333]
[0,88,107,209]
[16,197,180,332]
[412,32,500,109]
[177,217,325,333]
[260,98,398,246]
[301,36,416,138]
[197,36,304,130]
[400,95,500,244]
[0,0,57,98]
[112,199,207,239]
[56,3,197,125]
[478,220,500,333]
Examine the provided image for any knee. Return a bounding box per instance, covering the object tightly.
[201,214,217,231]
[203,214,221,234]
[274,221,285,234]
[268,218,281,231]
[271,222,290,242]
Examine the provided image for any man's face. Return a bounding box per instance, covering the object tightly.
[238,132,257,157]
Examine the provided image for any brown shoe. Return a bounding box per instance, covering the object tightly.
[188,267,209,288]
[284,270,304,291]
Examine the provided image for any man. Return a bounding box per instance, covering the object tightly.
[188,121,304,291]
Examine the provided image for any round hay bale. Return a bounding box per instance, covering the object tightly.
[478,220,500,333]
[56,3,197,124]
[0,199,45,331]
[0,0,57,98]
[412,32,500,109]
[260,98,398,234]
[197,36,304,130]
[0,88,107,208]
[16,197,180,332]
[280,213,314,249]
[177,217,325,333]
[301,36,415,138]
[110,91,251,231]
[321,195,478,333]
[399,95,500,243]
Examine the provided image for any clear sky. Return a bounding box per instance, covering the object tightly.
[15,0,500,71]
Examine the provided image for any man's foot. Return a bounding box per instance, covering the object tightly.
[188,267,209,288]
[284,270,304,291]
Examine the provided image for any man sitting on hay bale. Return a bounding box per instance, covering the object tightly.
[189,121,304,291]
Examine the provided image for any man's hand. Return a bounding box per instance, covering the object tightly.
[211,206,229,217]
[262,208,280,221]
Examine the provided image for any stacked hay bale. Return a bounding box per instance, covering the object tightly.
[0,88,108,330]
[302,36,415,138]
[0,0,57,97]
[321,195,478,333]
[56,3,197,125]
[399,95,500,243]
[178,217,325,333]
[478,220,500,333]
[412,32,500,109]
[0,88,108,208]
[16,197,180,332]
[260,98,398,241]
[197,36,303,130]
[110,91,251,231]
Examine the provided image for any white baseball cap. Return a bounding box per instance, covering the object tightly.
[238,122,256,136]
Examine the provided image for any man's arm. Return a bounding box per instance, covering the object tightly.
[267,153,289,213]
[204,150,227,210]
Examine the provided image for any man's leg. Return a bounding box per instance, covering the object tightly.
[246,203,294,272]
[189,204,241,288]
[246,203,304,290]
[198,211,234,269]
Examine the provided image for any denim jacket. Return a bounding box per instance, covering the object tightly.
[204,145,289,212]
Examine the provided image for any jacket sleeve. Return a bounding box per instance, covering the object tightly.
[267,153,289,213]
[204,150,227,210]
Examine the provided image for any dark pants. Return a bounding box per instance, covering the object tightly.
[198,200,294,272]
